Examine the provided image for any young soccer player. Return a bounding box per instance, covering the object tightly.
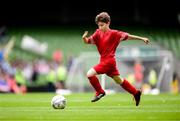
[82,12,149,106]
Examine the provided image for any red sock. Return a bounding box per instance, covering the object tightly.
[88,76,104,95]
[121,79,138,95]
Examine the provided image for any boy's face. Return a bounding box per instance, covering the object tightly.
[97,22,110,32]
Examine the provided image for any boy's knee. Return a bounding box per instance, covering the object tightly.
[87,68,96,77]
[87,70,93,77]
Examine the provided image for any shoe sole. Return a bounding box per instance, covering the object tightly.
[91,93,105,102]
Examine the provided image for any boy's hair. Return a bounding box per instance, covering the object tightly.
[95,12,111,24]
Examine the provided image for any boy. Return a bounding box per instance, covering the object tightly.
[82,12,149,106]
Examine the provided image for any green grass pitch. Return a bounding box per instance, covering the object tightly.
[0,93,180,121]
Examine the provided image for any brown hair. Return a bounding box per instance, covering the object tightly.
[95,12,111,24]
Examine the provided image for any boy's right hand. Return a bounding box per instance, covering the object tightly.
[82,31,88,39]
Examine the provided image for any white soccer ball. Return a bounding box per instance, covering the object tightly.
[51,95,67,109]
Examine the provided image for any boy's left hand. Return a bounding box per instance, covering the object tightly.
[143,38,150,44]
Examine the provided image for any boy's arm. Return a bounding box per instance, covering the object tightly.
[127,34,150,44]
[82,31,89,44]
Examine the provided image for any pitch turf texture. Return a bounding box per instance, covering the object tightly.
[0,93,180,121]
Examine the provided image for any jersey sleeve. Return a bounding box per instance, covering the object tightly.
[117,31,129,41]
[87,29,99,44]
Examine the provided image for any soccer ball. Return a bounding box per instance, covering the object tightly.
[51,95,67,109]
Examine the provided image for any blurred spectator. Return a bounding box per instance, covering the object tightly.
[46,62,56,92]
[14,62,27,94]
[56,62,67,89]
[148,68,158,89]
[52,49,67,89]
[0,69,10,92]
[0,65,24,94]
[22,62,33,84]
[171,73,179,94]
[5,71,21,94]
[55,61,71,95]
[31,61,39,83]
[53,49,63,63]
[134,59,144,88]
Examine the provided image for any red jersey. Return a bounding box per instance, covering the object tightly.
[88,29,128,60]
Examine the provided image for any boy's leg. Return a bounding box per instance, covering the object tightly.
[88,76,105,94]
[112,76,141,106]
[87,68,105,102]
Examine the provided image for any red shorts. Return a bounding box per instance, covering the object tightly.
[93,58,119,77]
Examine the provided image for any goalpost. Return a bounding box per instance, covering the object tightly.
[66,45,174,94]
